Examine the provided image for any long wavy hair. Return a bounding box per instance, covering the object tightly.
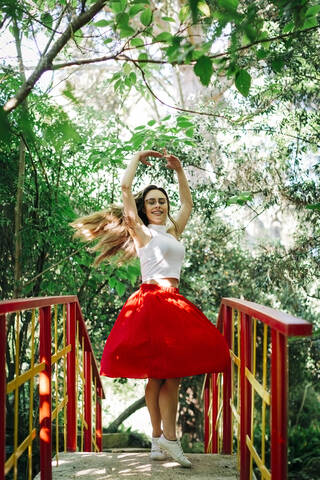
[70,185,178,266]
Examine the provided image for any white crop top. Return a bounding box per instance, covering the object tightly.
[137,224,185,282]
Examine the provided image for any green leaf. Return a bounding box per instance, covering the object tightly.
[0,109,10,142]
[116,12,129,27]
[183,139,197,146]
[227,192,253,206]
[306,203,320,211]
[40,12,53,30]
[131,38,144,47]
[194,55,213,86]
[138,52,148,60]
[256,48,268,59]
[162,16,175,22]
[235,69,251,97]
[179,5,190,23]
[94,19,110,27]
[301,17,319,29]
[161,115,171,121]
[140,8,153,26]
[185,128,194,138]
[129,4,145,17]
[119,25,136,37]
[217,0,239,11]
[148,119,156,126]
[111,0,126,13]
[155,32,173,42]
[282,21,295,34]
[271,58,284,73]
[128,71,137,85]
[103,38,113,44]
[305,5,320,17]
[198,1,210,17]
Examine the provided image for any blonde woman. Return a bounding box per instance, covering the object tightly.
[71,150,229,467]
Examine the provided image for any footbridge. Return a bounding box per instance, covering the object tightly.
[0,295,312,479]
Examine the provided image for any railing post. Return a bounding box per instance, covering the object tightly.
[212,373,218,453]
[271,330,288,480]
[84,351,92,452]
[0,315,6,480]
[67,302,77,451]
[240,313,252,480]
[96,386,102,452]
[223,305,232,453]
[39,306,52,480]
[204,375,210,453]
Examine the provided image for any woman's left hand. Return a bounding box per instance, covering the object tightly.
[162,149,182,170]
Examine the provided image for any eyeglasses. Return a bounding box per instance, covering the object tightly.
[145,198,167,205]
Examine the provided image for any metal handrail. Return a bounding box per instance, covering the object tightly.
[0,295,105,480]
[203,298,312,480]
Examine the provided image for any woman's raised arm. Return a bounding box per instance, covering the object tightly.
[164,152,193,236]
[121,150,162,229]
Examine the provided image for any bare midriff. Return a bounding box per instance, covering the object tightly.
[144,278,179,288]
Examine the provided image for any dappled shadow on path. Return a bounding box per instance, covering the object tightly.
[36,451,238,479]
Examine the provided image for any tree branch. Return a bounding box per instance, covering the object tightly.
[3,0,107,113]
[105,395,146,433]
[42,5,68,56]
[23,243,90,288]
[132,59,230,120]
[46,24,320,71]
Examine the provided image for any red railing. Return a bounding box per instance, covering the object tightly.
[203,298,312,480]
[0,296,105,480]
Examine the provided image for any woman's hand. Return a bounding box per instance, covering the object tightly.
[137,150,163,166]
[162,149,182,170]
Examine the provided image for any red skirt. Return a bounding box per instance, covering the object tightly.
[100,284,230,379]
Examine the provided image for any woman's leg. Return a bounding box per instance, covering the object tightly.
[159,377,181,441]
[145,378,165,437]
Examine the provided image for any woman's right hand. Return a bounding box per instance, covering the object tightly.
[137,150,163,166]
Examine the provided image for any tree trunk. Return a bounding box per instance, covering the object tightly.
[12,19,27,298]
[105,395,146,433]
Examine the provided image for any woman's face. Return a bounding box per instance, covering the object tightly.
[144,189,168,225]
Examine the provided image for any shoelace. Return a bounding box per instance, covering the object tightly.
[174,439,188,460]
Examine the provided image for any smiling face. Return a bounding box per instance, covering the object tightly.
[144,189,168,225]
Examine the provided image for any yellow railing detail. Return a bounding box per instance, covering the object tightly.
[2,297,104,480]
[14,312,20,480]
[245,369,270,405]
[28,308,36,480]
[262,323,268,466]
[54,305,59,466]
[5,429,37,476]
[6,363,45,394]
[229,309,241,469]
[63,304,67,453]
[217,372,223,452]
[246,435,271,480]
[210,308,272,479]
[249,317,257,479]
[207,375,213,452]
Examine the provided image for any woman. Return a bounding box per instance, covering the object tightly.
[71,150,230,468]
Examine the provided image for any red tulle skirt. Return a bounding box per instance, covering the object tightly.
[100,284,230,379]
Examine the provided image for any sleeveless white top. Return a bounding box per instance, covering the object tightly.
[137,224,185,282]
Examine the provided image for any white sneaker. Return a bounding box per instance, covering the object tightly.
[158,434,192,468]
[150,436,167,460]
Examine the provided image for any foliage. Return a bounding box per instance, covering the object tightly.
[288,425,320,480]
[1,1,320,478]
[1,0,320,116]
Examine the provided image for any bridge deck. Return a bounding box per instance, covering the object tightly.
[34,450,238,479]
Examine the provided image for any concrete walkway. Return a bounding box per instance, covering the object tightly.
[34,450,238,479]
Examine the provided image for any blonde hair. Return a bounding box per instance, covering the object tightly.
[70,185,177,266]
